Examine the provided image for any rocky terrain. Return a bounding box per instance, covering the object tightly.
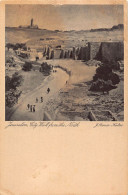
[44,68,124,121]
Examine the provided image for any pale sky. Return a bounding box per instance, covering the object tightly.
[5,5,123,31]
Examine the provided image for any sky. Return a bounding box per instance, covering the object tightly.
[5,4,123,31]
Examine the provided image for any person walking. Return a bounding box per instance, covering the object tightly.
[47,88,50,94]
[36,98,38,103]
[30,105,32,112]
[33,105,35,112]
[41,97,43,103]
[27,104,30,110]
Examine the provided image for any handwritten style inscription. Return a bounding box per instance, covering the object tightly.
[93,123,123,128]
[5,122,123,129]
[5,121,80,129]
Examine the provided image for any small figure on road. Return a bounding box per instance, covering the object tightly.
[27,104,30,110]
[33,105,35,112]
[36,98,38,103]
[47,88,50,94]
[41,97,43,102]
[30,105,32,112]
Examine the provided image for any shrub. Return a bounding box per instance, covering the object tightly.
[95,65,112,76]
[5,72,23,107]
[6,72,23,91]
[10,72,23,89]
[6,43,15,50]
[6,89,22,107]
[93,65,120,85]
[40,62,52,76]
[6,43,26,51]
[13,43,26,50]
[108,72,120,85]
[22,62,32,71]
[90,79,116,94]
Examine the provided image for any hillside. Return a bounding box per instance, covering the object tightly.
[90,24,124,32]
[5,25,124,51]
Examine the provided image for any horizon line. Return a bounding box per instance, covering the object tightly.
[5,23,124,32]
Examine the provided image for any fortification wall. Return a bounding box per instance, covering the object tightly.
[88,42,101,60]
[78,42,124,62]
[53,50,61,59]
[44,42,124,62]
[101,42,124,62]
[78,46,89,60]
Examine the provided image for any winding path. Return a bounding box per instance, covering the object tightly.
[10,69,69,121]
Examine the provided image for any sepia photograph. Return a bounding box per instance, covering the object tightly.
[5,4,124,121]
[1,2,128,195]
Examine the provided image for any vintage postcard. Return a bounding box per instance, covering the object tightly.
[4,3,125,122]
[0,0,128,194]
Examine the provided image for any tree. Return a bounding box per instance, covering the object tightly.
[6,72,23,91]
[6,89,22,107]
[22,62,32,71]
[13,43,26,50]
[6,43,26,51]
[93,65,120,85]
[40,62,52,76]
[6,43,14,50]
[5,72,23,107]
[108,72,120,85]
[10,72,23,89]
[90,79,116,94]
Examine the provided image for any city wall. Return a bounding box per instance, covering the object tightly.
[47,42,124,63]
[100,42,124,62]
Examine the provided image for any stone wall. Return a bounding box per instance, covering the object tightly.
[88,42,101,60]
[78,46,89,60]
[53,50,61,59]
[44,42,124,62]
[101,42,124,62]
[77,42,124,62]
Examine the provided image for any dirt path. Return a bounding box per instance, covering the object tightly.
[10,69,69,121]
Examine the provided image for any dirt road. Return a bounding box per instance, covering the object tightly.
[10,69,69,121]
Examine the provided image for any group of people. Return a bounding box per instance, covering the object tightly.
[26,88,51,113]
[36,97,44,103]
[27,104,36,112]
